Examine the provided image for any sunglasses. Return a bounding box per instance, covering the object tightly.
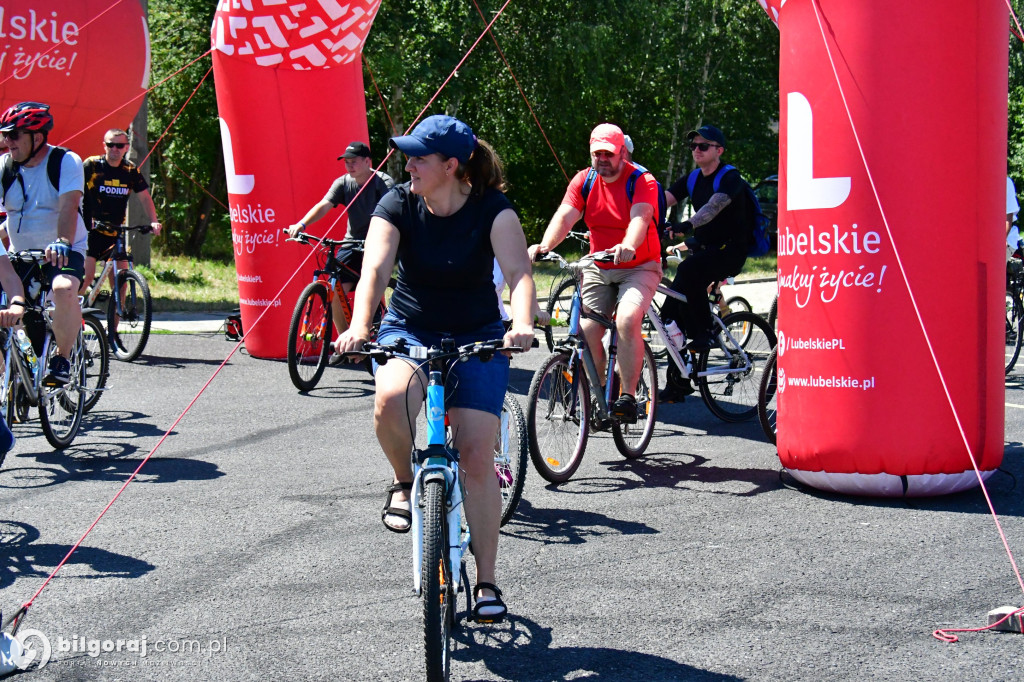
[689,142,720,151]
[105,142,128,149]
[1,129,25,141]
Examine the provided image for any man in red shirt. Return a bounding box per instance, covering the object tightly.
[529,123,662,422]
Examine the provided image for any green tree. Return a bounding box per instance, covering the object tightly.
[148,0,229,259]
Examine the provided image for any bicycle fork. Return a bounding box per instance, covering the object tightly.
[411,369,466,598]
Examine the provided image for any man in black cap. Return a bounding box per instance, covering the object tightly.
[660,124,750,400]
[287,141,394,334]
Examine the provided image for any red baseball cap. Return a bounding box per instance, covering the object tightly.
[589,123,624,154]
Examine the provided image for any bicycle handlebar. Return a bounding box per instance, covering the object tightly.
[344,337,528,365]
[282,228,364,251]
[92,221,153,234]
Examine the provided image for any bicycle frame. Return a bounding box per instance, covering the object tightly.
[84,226,141,315]
[646,283,756,382]
[410,342,468,598]
[560,279,621,421]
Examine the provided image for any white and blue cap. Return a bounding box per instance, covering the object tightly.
[389,114,477,164]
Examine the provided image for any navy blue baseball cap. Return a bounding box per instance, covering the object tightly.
[389,115,477,163]
[686,125,726,147]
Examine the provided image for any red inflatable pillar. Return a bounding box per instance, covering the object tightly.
[761,0,1007,495]
[0,0,149,158]
[211,0,382,358]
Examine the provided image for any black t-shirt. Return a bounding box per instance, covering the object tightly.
[668,165,747,249]
[82,156,149,230]
[373,184,513,333]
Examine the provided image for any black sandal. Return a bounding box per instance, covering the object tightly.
[381,481,413,533]
[471,582,507,624]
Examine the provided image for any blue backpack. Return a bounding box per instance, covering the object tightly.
[686,164,770,257]
[581,164,668,233]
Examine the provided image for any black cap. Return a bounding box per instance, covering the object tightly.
[338,141,371,160]
[686,125,726,147]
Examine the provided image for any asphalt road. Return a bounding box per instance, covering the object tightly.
[2,331,1024,681]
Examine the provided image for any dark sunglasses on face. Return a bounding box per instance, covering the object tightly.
[689,142,720,151]
[1,129,25,141]
[105,142,128,149]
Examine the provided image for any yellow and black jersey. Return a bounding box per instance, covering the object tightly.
[82,156,149,234]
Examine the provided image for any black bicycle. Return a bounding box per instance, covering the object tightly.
[1007,257,1024,374]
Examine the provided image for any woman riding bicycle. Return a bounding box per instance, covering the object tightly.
[335,115,536,623]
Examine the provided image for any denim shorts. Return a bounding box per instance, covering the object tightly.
[374,313,509,417]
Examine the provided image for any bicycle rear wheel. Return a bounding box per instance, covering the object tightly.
[40,329,85,449]
[287,281,333,391]
[1007,290,1023,374]
[695,311,775,422]
[612,342,658,459]
[767,294,778,331]
[107,269,152,362]
[421,478,454,682]
[81,314,109,413]
[526,351,590,483]
[544,277,576,351]
[496,393,528,526]
[758,347,778,444]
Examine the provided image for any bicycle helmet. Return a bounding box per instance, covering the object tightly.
[0,102,54,134]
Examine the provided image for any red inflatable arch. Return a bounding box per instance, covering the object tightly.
[0,0,149,157]
[211,1,382,358]
[759,0,1007,495]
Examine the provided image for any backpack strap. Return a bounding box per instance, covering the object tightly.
[685,168,700,198]
[580,167,598,218]
[46,146,67,193]
[0,154,14,203]
[711,164,735,193]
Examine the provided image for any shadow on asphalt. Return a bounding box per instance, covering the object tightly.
[127,353,241,368]
[0,451,223,490]
[452,612,742,681]
[0,519,155,590]
[499,499,656,545]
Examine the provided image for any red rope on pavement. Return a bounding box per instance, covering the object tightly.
[810,0,1024,638]
[934,606,1024,643]
[468,0,569,183]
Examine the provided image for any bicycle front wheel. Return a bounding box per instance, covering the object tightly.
[612,342,658,459]
[695,311,775,422]
[40,330,86,449]
[526,351,590,483]
[1007,290,1023,374]
[544,277,576,351]
[758,347,778,444]
[81,314,110,413]
[287,281,333,391]
[107,269,152,362]
[421,478,454,682]
[496,393,528,526]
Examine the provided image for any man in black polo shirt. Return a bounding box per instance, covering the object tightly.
[287,141,394,335]
[79,128,162,297]
[661,125,749,399]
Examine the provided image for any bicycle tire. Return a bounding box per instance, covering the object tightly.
[544,277,576,351]
[287,281,333,391]
[107,269,152,362]
[612,342,658,459]
[422,477,454,682]
[767,294,778,331]
[0,331,10,469]
[39,329,85,449]
[722,295,751,316]
[1007,290,1023,374]
[81,314,110,413]
[496,393,528,526]
[526,351,590,483]
[758,347,778,445]
[695,311,775,422]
